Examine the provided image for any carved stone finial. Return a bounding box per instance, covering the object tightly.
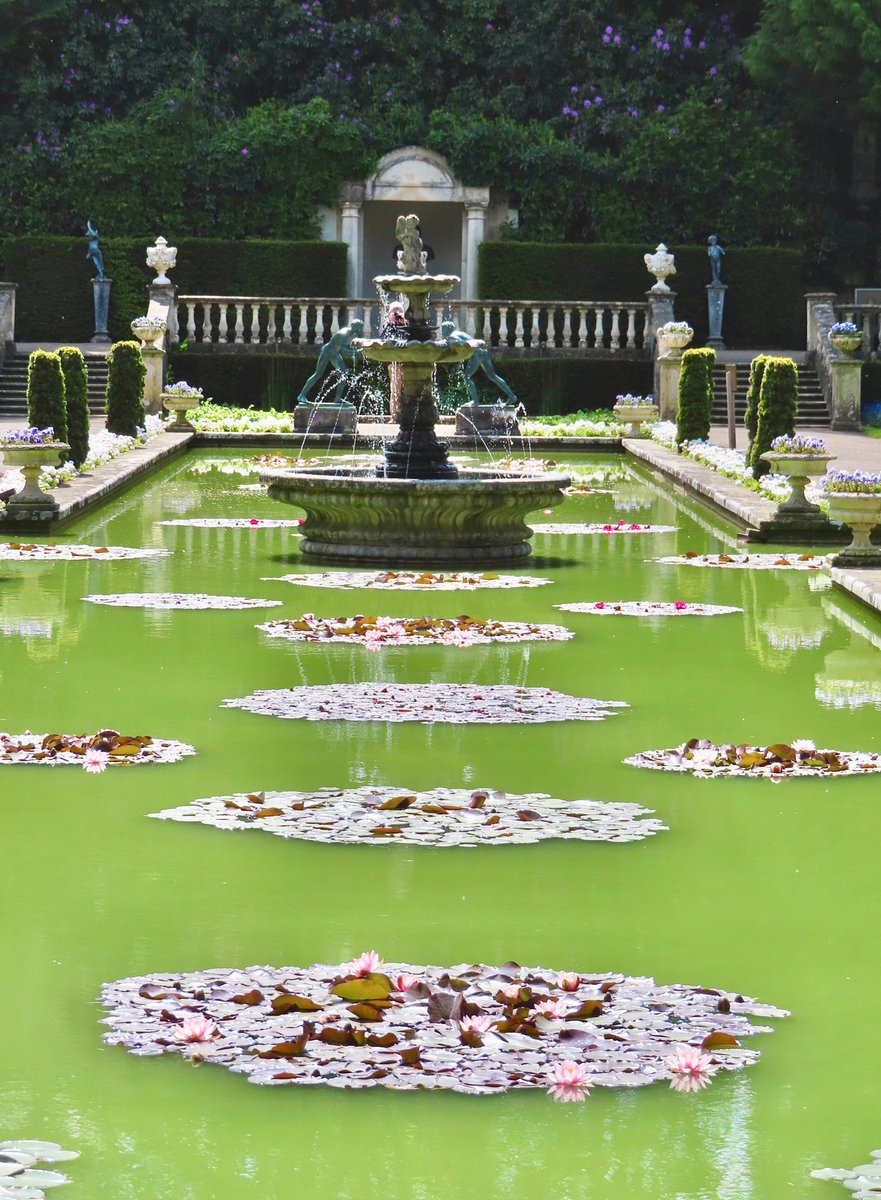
[644,243,676,292]
[146,235,177,285]
[395,214,428,275]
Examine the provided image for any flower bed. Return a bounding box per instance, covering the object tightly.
[151,785,665,847]
[100,957,786,1097]
[531,521,678,535]
[650,422,795,504]
[256,614,574,648]
[83,593,283,610]
[223,683,628,725]
[263,570,553,591]
[189,402,299,433]
[653,552,823,570]
[0,731,195,768]
[556,601,742,617]
[0,542,169,561]
[625,739,881,779]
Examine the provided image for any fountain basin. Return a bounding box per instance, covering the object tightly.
[355,340,479,364]
[262,466,570,563]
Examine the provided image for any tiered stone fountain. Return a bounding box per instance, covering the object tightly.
[262,215,568,563]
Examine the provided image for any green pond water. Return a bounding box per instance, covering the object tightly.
[1,447,880,1199]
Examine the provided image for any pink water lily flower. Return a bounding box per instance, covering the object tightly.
[665,1045,717,1092]
[594,601,606,609]
[534,998,567,1020]
[791,738,816,755]
[175,1014,221,1043]
[546,1060,590,1102]
[349,949,384,977]
[460,1014,495,1034]
[395,973,419,993]
[83,748,109,774]
[249,518,261,525]
[362,627,386,651]
[557,971,580,992]
[442,627,473,647]
[674,601,688,610]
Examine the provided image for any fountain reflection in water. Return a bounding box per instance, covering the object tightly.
[261,214,569,564]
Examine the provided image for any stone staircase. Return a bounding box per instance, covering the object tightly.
[0,351,109,418]
[711,362,829,427]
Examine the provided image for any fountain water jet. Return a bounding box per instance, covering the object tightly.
[261,214,569,563]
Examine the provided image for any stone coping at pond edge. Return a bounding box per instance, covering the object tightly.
[151,785,666,847]
[99,959,788,1097]
[3,426,881,619]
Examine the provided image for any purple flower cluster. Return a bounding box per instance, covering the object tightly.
[614,394,655,407]
[824,470,881,494]
[769,435,828,456]
[0,427,56,446]
[831,322,860,336]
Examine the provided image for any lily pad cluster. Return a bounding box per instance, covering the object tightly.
[653,552,823,570]
[812,1148,881,1197]
[99,958,787,1096]
[531,523,678,536]
[157,518,304,529]
[625,739,881,780]
[263,570,553,591]
[256,614,574,648]
[0,731,196,767]
[556,601,742,617]
[83,593,283,611]
[223,683,628,725]
[0,542,169,561]
[0,1139,78,1197]
[151,785,665,847]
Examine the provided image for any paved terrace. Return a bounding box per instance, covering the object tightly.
[2,416,881,618]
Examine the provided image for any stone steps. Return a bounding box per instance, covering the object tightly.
[711,363,829,426]
[0,353,109,418]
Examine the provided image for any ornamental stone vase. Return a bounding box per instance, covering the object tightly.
[826,493,881,567]
[161,391,202,433]
[131,321,166,347]
[760,453,835,514]
[829,332,863,356]
[0,442,70,517]
[659,327,694,354]
[613,402,659,438]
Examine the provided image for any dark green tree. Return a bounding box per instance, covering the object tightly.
[749,356,799,477]
[676,348,716,446]
[26,349,67,444]
[105,340,145,437]
[58,345,89,467]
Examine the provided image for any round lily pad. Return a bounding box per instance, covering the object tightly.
[625,739,881,779]
[256,615,574,647]
[157,518,303,529]
[83,594,283,611]
[531,522,678,535]
[261,570,553,591]
[0,731,196,767]
[652,552,824,570]
[0,543,169,561]
[556,601,742,617]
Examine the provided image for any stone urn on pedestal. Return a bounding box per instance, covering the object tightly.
[755,436,838,541]
[131,317,167,348]
[161,383,203,432]
[828,323,863,357]
[824,472,881,567]
[613,395,659,438]
[1,436,70,522]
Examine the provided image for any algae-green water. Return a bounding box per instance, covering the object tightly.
[1,449,879,1198]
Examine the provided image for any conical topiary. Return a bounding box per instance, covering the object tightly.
[749,356,799,478]
[675,347,716,447]
[26,349,67,445]
[58,346,90,468]
[744,354,768,454]
[105,340,146,437]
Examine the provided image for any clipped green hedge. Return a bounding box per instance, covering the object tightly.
[1,238,348,343]
[167,352,320,410]
[676,348,716,445]
[477,242,806,350]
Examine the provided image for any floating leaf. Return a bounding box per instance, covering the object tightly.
[232,990,264,1006]
[331,976,392,1002]
[347,1003,385,1022]
[257,1035,310,1059]
[702,1031,741,1050]
[270,994,322,1014]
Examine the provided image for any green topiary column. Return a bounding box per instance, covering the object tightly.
[743,354,768,455]
[675,347,716,447]
[58,346,90,468]
[749,356,799,478]
[26,349,68,444]
[105,340,146,437]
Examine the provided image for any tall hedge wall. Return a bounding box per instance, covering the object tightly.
[1,238,348,343]
[477,242,806,350]
[178,350,652,414]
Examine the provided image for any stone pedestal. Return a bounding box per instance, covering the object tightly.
[293,403,356,435]
[142,346,165,415]
[454,404,521,437]
[658,354,684,421]
[706,282,727,349]
[830,359,862,430]
[384,362,456,478]
[91,276,112,343]
[647,288,677,403]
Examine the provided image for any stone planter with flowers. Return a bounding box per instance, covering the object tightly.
[657,321,694,354]
[824,470,881,567]
[130,315,168,348]
[760,435,836,514]
[161,382,203,432]
[0,427,71,521]
[828,321,863,357]
[612,394,659,438]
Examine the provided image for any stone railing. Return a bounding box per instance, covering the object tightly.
[834,302,881,357]
[806,292,862,430]
[172,295,649,353]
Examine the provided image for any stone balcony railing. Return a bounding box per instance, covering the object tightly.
[172,295,650,354]
[833,303,881,357]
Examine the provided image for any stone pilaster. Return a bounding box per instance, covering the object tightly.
[830,359,862,430]
[339,184,364,300]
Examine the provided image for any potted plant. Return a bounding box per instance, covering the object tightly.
[612,393,659,438]
[760,434,835,514]
[824,469,881,566]
[828,321,863,356]
[0,427,71,513]
[161,381,204,432]
[130,315,168,346]
[657,320,694,353]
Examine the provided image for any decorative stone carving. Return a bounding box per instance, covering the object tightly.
[644,243,676,292]
[146,235,177,285]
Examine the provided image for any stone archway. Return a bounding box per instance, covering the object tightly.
[333,147,492,300]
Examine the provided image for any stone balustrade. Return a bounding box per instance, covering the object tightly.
[172,295,649,354]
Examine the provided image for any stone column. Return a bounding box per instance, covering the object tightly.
[830,359,862,430]
[339,184,364,303]
[142,282,176,414]
[658,355,684,421]
[646,288,677,405]
[462,195,488,308]
[91,276,112,343]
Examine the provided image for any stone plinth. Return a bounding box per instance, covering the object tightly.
[454,404,522,437]
[91,276,112,343]
[830,359,862,431]
[658,355,683,421]
[293,403,356,435]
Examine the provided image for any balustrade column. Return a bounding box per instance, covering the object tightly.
[514,307,525,348]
